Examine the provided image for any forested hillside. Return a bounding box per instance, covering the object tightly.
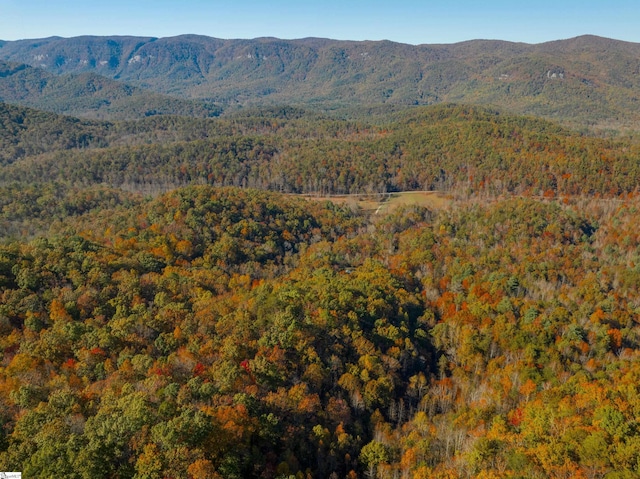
[2,103,640,204]
[1,35,640,129]
[1,98,640,478]
[1,185,639,478]
[0,61,221,119]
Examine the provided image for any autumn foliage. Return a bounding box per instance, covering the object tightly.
[1,103,640,478]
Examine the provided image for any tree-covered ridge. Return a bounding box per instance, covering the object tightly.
[3,104,640,198]
[0,185,639,478]
[0,61,222,120]
[0,102,364,166]
[2,34,639,129]
[0,102,113,165]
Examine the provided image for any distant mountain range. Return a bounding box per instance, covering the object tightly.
[1,34,639,128]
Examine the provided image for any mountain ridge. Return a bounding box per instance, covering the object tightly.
[0,60,221,119]
[1,34,639,128]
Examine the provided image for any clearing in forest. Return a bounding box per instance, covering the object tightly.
[298,191,451,213]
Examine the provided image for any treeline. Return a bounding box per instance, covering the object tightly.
[3,103,640,197]
[0,185,639,478]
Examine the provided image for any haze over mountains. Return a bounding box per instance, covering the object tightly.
[1,34,640,128]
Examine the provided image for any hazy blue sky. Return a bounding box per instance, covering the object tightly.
[1,0,638,45]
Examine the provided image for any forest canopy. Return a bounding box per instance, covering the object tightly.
[1,101,640,478]
[2,103,640,201]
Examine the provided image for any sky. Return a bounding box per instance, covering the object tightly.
[1,0,639,45]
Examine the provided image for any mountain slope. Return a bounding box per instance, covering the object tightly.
[1,35,639,128]
[0,102,112,165]
[0,60,221,119]
[2,102,639,200]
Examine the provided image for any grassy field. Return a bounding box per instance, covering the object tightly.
[297,191,452,214]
